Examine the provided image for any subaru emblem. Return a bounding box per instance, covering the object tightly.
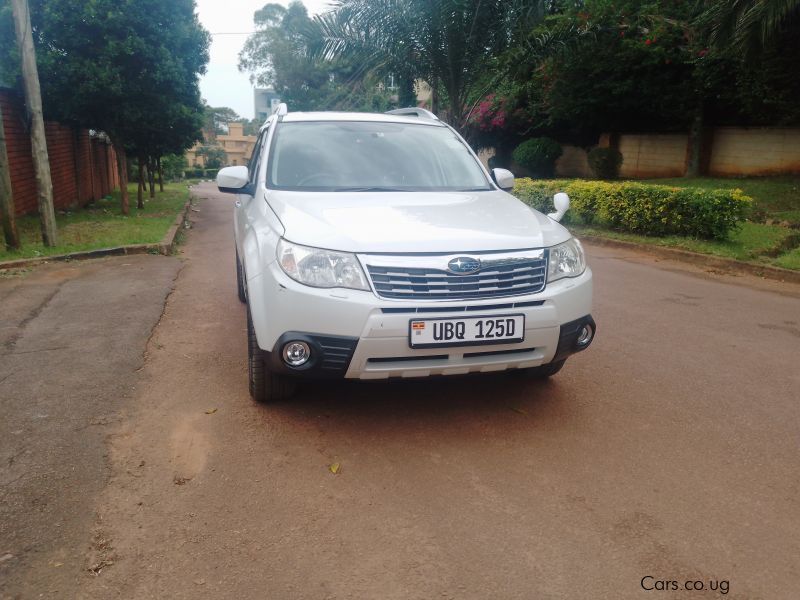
[447,256,481,275]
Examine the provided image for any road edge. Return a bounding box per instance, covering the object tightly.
[581,234,800,285]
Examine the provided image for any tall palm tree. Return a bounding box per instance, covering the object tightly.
[704,0,800,57]
[313,0,547,127]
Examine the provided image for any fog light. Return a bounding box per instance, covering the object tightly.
[576,324,593,347]
[283,341,311,366]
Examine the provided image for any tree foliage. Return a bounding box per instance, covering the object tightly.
[314,0,549,126]
[0,0,210,212]
[462,0,800,155]
[239,1,399,112]
[195,145,227,169]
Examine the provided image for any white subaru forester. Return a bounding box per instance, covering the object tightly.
[217,105,595,402]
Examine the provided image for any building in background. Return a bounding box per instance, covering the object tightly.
[186,122,256,168]
[254,87,281,121]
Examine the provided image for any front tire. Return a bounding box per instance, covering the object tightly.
[236,250,247,304]
[247,307,296,403]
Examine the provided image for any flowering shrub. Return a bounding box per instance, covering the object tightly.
[465,94,533,153]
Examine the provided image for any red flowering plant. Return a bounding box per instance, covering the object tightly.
[463,92,536,165]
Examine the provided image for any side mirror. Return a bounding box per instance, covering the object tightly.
[548,192,570,222]
[491,168,515,191]
[217,165,251,194]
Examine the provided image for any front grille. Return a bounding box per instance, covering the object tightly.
[365,251,548,301]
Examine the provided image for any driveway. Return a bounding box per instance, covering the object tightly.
[2,181,799,599]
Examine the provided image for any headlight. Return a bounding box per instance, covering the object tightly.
[548,238,586,283]
[277,239,370,291]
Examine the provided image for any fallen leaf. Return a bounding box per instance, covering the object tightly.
[0,553,14,563]
[509,406,527,415]
[204,408,217,415]
[329,462,341,475]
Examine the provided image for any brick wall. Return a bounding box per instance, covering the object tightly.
[1,88,119,217]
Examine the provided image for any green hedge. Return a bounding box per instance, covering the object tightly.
[512,178,752,240]
[205,168,219,178]
[512,137,562,178]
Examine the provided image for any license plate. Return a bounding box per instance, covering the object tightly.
[409,314,525,348]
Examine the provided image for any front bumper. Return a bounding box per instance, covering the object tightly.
[248,261,593,380]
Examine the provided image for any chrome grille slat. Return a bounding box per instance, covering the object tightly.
[363,250,548,300]
[373,277,544,291]
[371,274,544,288]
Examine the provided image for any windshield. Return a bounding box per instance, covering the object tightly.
[267,121,491,191]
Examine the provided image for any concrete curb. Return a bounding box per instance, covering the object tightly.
[0,198,193,271]
[581,234,800,285]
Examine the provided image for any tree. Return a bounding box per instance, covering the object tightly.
[313,0,547,126]
[2,0,210,214]
[196,145,227,169]
[161,153,187,181]
[239,1,399,112]
[704,0,800,59]
[205,105,241,137]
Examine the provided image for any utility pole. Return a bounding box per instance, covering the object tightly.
[11,0,58,246]
[0,101,21,250]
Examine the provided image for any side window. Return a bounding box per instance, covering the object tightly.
[248,126,269,187]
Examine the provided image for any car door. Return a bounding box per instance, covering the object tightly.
[234,124,268,258]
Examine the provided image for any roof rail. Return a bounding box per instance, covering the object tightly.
[273,102,288,117]
[385,107,439,120]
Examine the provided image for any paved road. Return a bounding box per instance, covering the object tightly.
[3,182,799,599]
[0,253,181,597]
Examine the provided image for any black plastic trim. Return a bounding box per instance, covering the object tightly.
[552,315,596,363]
[266,332,358,378]
[380,300,544,314]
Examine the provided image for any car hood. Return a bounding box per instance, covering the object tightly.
[265,189,571,253]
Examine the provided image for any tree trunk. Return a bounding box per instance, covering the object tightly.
[686,101,706,177]
[157,156,164,192]
[114,144,129,215]
[137,156,144,210]
[0,101,21,250]
[148,156,155,198]
[11,0,57,246]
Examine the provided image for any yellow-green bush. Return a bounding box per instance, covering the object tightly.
[512,178,752,240]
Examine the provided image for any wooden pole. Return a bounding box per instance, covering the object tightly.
[114,144,129,215]
[0,101,21,250]
[10,0,58,246]
[137,156,144,209]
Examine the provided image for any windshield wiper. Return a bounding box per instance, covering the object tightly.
[332,186,408,192]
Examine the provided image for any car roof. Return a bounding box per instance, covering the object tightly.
[280,111,446,127]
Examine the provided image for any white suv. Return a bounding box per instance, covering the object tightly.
[217,105,594,402]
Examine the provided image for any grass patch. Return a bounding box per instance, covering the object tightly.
[643,175,800,224]
[574,222,794,262]
[775,247,800,270]
[1,182,190,262]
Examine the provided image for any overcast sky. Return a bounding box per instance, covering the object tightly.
[194,0,333,119]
